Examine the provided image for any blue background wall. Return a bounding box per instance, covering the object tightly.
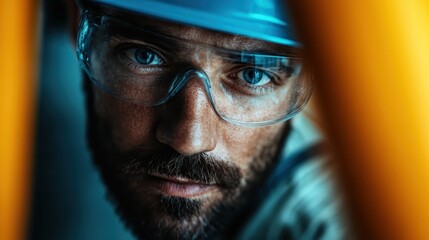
[29,1,133,239]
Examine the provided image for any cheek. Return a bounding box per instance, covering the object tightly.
[219,124,286,171]
[94,89,158,151]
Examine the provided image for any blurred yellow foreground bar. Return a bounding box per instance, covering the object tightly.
[0,0,39,240]
[288,1,429,239]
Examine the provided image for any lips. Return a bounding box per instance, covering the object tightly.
[147,174,216,198]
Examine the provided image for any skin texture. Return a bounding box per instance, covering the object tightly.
[78,5,294,240]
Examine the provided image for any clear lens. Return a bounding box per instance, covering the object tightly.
[77,11,313,127]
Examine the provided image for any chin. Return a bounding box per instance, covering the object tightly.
[101,169,245,239]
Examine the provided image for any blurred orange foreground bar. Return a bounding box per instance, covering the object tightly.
[287,1,429,239]
[0,0,39,240]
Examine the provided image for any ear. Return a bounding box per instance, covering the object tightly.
[67,0,81,46]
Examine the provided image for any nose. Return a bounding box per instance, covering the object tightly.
[156,69,218,155]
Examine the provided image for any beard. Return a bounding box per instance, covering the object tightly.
[83,77,289,239]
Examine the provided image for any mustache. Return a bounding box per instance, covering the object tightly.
[120,149,242,188]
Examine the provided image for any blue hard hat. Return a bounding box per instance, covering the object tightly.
[82,0,300,47]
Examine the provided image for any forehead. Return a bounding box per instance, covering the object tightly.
[90,4,301,55]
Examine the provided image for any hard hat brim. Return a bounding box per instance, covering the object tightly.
[88,0,301,47]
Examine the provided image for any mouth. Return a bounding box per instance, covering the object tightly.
[146,173,216,198]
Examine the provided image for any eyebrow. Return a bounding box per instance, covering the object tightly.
[101,18,181,52]
[97,5,187,34]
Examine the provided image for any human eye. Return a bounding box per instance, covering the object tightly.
[116,44,166,74]
[123,46,163,65]
[223,53,298,94]
[225,66,279,95]
[236,68,272,86]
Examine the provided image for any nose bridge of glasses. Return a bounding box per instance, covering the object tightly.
[164,67,214,103]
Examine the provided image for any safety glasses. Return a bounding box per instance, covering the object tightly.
[76,10,313,127]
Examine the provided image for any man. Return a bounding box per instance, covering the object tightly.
[73,0,347,239]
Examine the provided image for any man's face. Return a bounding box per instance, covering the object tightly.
[84,6,291,239]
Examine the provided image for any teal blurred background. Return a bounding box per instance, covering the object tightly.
[29,1,133,239]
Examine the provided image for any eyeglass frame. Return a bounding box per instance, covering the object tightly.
[76,10,314,127]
